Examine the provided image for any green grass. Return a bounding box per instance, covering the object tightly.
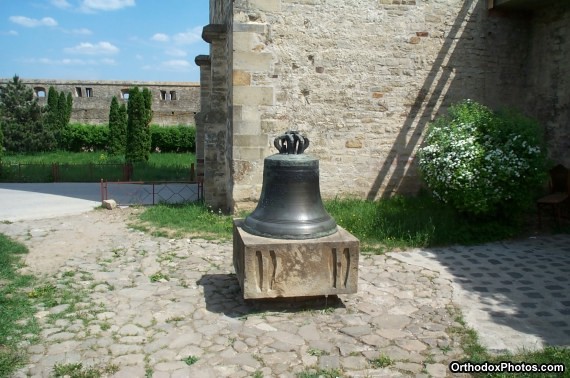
[324,191,523,252]
[0,234,39,377]
[134,191,533,251]
[2,151,195,166]
[450,309,570,378]
[0,151,196,182]
[296,368,343,378]
[52,362,119,378]
[135,202,235,239]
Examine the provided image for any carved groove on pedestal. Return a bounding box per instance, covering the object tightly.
[269,250,276,291]
[256,250,263,291]
[331,248,337,288]
[343,248,350,289]
[255,249,277,292]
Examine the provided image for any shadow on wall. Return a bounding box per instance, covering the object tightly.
[367,0,531,200]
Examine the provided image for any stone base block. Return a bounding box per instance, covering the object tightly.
[233,219,359,299]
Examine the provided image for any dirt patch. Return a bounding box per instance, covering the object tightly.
[0,207,145,277]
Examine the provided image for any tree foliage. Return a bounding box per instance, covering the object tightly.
[125,87,152,162]
[107,96,128,155]
[418,100,547,218]
[0,75,54,152]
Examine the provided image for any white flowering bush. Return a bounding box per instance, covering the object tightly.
[418,100,546,217]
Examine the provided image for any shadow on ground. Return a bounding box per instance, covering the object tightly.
[398,233,570,351]
[197,273,345,318]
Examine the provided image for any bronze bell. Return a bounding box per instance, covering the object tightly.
[242,131,338,239]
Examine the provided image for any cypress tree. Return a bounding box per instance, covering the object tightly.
[65,92,73,125]
[55,91,67,141]
[125,87,150,162]
[108,96,127,155]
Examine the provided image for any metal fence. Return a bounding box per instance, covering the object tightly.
[100,179,203,205]
[0,162,196,183]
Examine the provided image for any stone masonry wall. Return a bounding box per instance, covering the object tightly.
[197,0,234,211]
[229,0,541,210]
[2,79,200,126]
[526,2,570,167]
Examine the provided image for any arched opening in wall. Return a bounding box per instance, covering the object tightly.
[121,89,130,100]
[75,87,82,97]
[34,87,46,98]
[170,91,177,100]
[85,88,93,98]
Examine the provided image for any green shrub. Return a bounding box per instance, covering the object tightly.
[107,97,127,155]
[60,123,109,152]
[125,87,152,162]
[150,125,195,153]
[418,100,547,218]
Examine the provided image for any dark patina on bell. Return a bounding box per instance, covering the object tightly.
[242,131,337,239]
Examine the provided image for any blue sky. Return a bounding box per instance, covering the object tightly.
[0,0,210,82]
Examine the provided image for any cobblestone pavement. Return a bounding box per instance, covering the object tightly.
[1,209,568,377]
[392,235,570,354]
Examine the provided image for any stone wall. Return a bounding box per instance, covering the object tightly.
[1,79,200,126]
[197,0,569,212]
[196,0,234,211]
[526,2,570,167]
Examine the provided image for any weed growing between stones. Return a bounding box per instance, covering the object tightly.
[369,353,393,368]
[307,348,328,357]
[149,271,169,282]
[296,368,343,378]
[52,362,119,377]
[182,355,199,365]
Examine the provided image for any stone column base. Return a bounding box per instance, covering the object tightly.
[233,219,359,299]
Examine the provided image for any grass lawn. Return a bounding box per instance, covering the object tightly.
[135,191,540,252]
[0,151,197,182]
[0,234,40,377]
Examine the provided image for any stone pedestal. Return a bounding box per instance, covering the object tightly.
[233,219,359,299]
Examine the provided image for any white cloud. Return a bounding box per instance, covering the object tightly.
[151,33,169,42]
[64,41,119,55]
[51,0,72,9]
[165,48,186,57]
[9,16,58,27]
[163,60,190,67]
[72,28,93,35]
[1,30,18,36]
[30,57,115,66]
[80,0,135,11]
[143,59,193,73]
[173,27,202,45]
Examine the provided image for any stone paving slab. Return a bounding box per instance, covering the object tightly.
[392,235,570,354]
[2,210,568,377]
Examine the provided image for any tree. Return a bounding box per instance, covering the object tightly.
[44,86,72,149]
[125,87,151,162]
[108,96,127,155]
[0,75,54,152]
[65,92,73,125]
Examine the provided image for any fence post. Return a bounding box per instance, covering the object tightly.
[100,179,104,204]
[51,163,58,182]
[190,163,195,181]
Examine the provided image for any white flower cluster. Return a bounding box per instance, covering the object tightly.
[419,112,543,214]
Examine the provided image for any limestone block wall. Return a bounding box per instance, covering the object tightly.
[3,79,200,126]
[197,0,234,211]
[229,0,537,210]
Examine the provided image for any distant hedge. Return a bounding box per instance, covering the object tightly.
[150,125,195,153]
[60,123,108,152]
[59,123,195,153]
